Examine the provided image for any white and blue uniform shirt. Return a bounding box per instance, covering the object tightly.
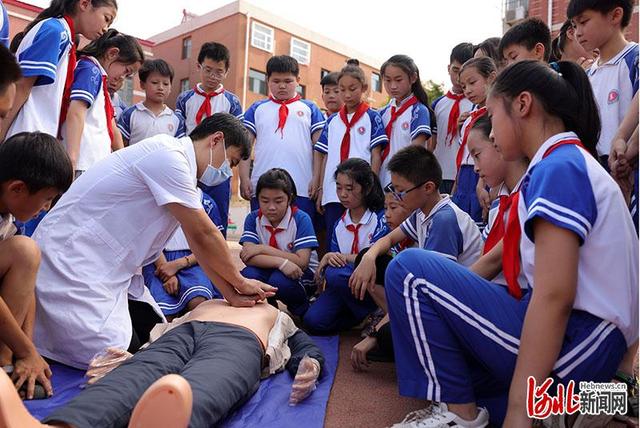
[0,0,8,48]
[240,206,319,272]
[432,93,473,180]
[164,190,223,252]
[378,96,432,186]
[7,17,73,139]
[315,108,387,205]
[457,105,480,167]
[61,56,110,172]
[518,132,639,345]
[118,102,186,145]
[111,91,128,121]
[400,195,482,267]
[587,43,638,157]
[244,98,325,198]
[175,84,243,134]
[330,209,386,254]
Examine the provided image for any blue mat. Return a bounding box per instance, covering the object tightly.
[25,336,339,428]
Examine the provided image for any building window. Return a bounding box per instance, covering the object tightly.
[251,21,274,52]
[249,69,268,95]
[290,38,311,65]
[371,72,381,93]
[321,69,331,80]
[118,77,134,105]
[182,37,192,60]
[180,78,190,94]
[296,84,306,98]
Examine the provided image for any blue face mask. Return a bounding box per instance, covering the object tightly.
[199,142,233,187]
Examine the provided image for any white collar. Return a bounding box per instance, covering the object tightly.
[342,209,374,227]
[135,102,173,117]
[417,195,452,224]
[391,94,416,109]
[596,42,637,68]
[81,56,106,76]
[259,206,294,230]
[196,83,224,94]
[527,131,580,174]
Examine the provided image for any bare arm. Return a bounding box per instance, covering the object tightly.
[470,240,503,280]
[111,122,124,151]
[504,220,579,426]
[427,133,437,152]
[316,153,327,213]
[370,146,382,175]
[412,134,428,148]
[64,100,89,170]
[309,130,323,200]
[243,244,312,270]
[0,77,37,141]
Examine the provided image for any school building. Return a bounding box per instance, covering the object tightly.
[503,0,639,40]
[148,0,387,111]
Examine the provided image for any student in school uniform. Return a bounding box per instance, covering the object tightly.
[378,55,432,188]
[498,17,552,66]
[384,60,638,428]
[431,43,474,194]
[62,30,143,176]
[320,71,343,118]
[304,159,387,334]
[108,76,127,120]
[240,169,319,317]
[1,0,118,142]
[30,114,276,370]
[176,42,242,237]
[315,59,387,243]
[118,59,185,146]
[568,0,638,169]
[143,191,224,319]
[241,55,326,225]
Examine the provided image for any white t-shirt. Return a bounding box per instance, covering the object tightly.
[175,84,243,135]
[117,102,186,145]
[432,92,473,180]
[32,135,203,369]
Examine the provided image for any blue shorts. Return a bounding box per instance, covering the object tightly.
[452,165,482,223]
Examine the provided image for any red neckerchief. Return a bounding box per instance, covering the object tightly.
[194,85,224,125]
[270,94,301,138]
[57,15,77,138]
[381,95,418,161]
[483,194,510,255]
[455,107,487,171]
[102,75,115,143]
[445,91,465,145]
[502,138,585,299]
[258,206,298,249]
[338,102,370,162]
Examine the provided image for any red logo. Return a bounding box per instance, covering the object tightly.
[358,126,366,135]
[608,90,619,104]
[297,110,305,117]
[288,242,294,250]
[168,124,175,132]
[402,122,410,130]
[527,377,580,419]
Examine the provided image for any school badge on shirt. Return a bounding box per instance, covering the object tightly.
[358,126,366,135]
[402,122,410,130]
[608,89,620,104]
[297,110,305,117]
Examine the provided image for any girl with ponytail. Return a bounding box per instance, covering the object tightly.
[1,0,117,142]
[383,60,637,428]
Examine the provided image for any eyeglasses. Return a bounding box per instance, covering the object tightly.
[199,65,226,78]
[384,181,427,201]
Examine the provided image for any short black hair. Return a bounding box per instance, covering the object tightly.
[197,42,230,69]
[499,18,552,62]
[473,37,502,64]
[567,0,634,27]
[0,132,73,193]
[256,168,297,205]
[320,71,339,87]
[139,59,174,83]
[266,55,299,78]
[450,42,474,65]
[388,145,442,189]
[189,113,251,161]
[0,44,21,94]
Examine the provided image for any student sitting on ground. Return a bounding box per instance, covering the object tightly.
[0,300,325,428]
[240,168,319,317]
[143,191,224,319]
[0,132,73,399]
[304,158,387,334]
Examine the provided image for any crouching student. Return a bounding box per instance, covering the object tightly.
[144,191,224,319]
[384,61,638,428]
[0,301,325,428]
[0,132,73,399]
[240,168,319,317]
[304,159,386,334]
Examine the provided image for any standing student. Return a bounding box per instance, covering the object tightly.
[315,59,387,242]
[320,71,343,117]
[240,169,319,317]
[241,55,326,224]
[378,55,432,188]
[1,0,118,142]
[432,43,474,194]
[498,17,551,66]
[304,159,386,334]
[108,76,127,121]
[568,0,638,167]
[473,37,503,67]
[118,59,185,146]
[451,57,497,223]
[385,60,637,428]
[551,20,595,67]
[62,29,143,176]
[176,42,242,237]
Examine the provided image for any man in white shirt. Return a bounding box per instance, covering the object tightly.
[32,113,276,370]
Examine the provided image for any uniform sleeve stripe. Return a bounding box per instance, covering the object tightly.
[20,65,56,75]
[236,113,244,121]
[400,221,418,241]
[70,93,94,105]
[242,230,260,239]
[71,89,95,100]
[314,143,328,154]
[116,124,130,139]
[240,235,260,244]
[311,121,326,132]
[243,120,256,134]
[529,197,592,234]
[411,126,432,139]
[20,60,56,69]
[528,206,588,239]
[294,237,318,246]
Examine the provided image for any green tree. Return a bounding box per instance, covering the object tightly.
[423,79,445,103]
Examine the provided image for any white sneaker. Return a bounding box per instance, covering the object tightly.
[390,402,490,428]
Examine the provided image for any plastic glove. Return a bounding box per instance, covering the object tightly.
[288,355,321,406]
[85,347,133,385]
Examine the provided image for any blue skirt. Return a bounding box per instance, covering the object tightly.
[143,250,222,316]
[452,165,483,223]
